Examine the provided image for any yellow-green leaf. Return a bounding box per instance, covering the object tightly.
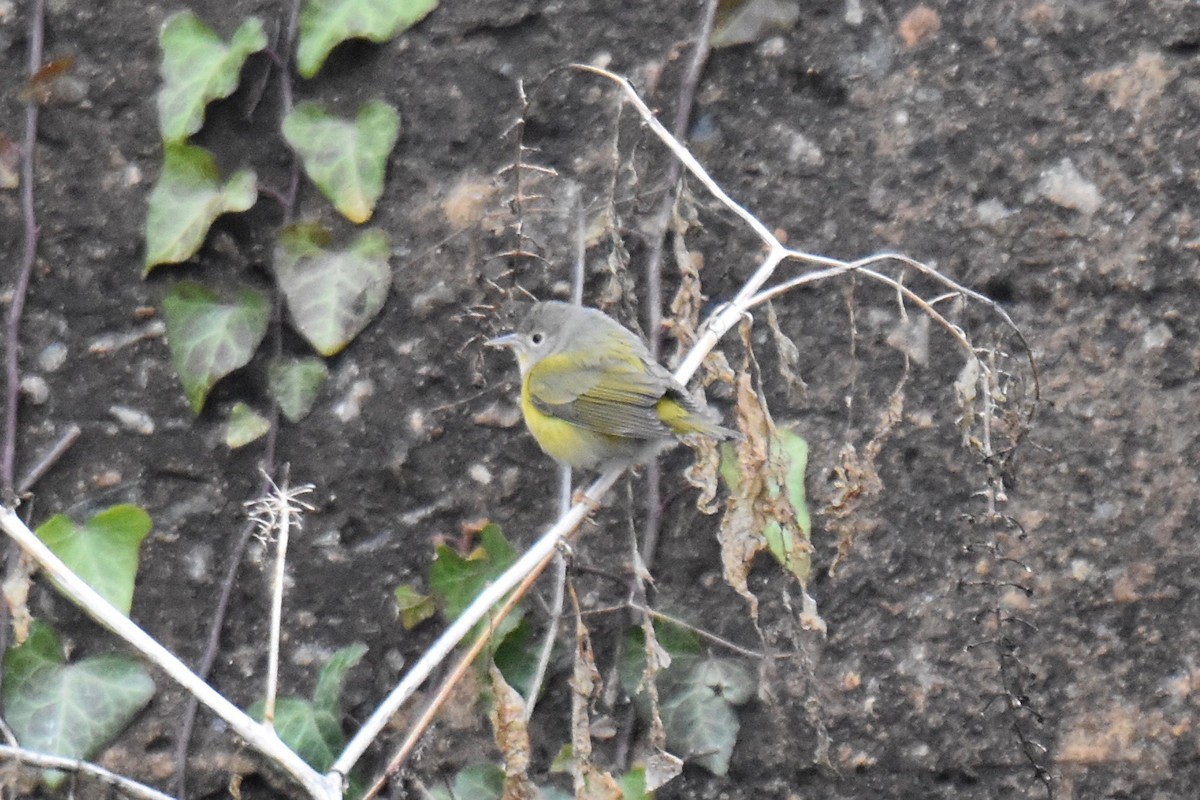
[163,282,270,413]
[269,357,329,422]
[273,224,391,356]
[393,583,436,630]
[296,0,438,78]
[144,143,257,274]
[35,505,152,616]
[283,101,400,223]
[157,12,267,142]
[225,402,270,448]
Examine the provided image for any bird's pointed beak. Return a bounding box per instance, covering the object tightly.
[485,333,517,349]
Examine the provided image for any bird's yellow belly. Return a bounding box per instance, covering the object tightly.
[520,380,641,470]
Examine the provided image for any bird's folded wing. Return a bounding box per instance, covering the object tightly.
[528,352,674,438]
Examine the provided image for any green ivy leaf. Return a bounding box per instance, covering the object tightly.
[269,357,329,423]
[144,142,257,274]
[35,505,152,616]
[2,621,155,789]
[313,642,368,713]
[273,224,391,356]
[393,583,436,630]
[249,643,366,772]
[428,764,504,800]
[691,657,755,706]
[719,427,812,584]
[428,523,521,642]
[620,623,752,777]
[157,12,268,142]
[491,618,539,697]
[619,620,702,697]
[163,281,270,413]
[225,402,270,448]
[296,0,438,79]
[283,101,400,223]
[616,766,650,800]
[659,680,740,776]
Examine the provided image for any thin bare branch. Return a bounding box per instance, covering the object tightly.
[3,0,46,503]
[0,744,174,800]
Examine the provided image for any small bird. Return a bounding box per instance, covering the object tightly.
[487,301,735,471]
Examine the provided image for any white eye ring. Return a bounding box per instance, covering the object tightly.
[530,331,545,345]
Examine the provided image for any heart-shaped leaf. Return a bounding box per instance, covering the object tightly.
[296,0,438,78]
[2,621,155,789]
[273,224,391,356]
[428,523,522,643]
[35,505,152,616]
[157,12,267,142]
[163,281,270,413]
[225,401,270,448]
[144,143,257,274]
[269,357,329,422]
[283,101,400,223]
[249,643,366,772]
[659,680,740,776]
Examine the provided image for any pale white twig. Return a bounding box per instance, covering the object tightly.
[245,471,314,728]
[0,507,338,800]
[0,744,175,800]
[522,465,572,723]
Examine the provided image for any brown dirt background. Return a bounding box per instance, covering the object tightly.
[1,0,1199,798]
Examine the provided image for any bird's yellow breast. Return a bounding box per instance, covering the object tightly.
[520,373,634,469]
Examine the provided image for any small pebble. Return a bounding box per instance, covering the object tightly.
[183,543,213,583]
[332,379,374,422]
[468,464,492,485]
[1037,157,1103,214]
[93,469,122,488]
[109,405,155,435]
[472,401,522,429]
[975,198,1014,228]
[845,0,864,25]
[20,375,49,405]
[37,342,68,372]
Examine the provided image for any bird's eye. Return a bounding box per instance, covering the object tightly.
[530,331,545,345]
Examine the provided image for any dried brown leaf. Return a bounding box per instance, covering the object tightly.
[487,662,536,800]
[716,323,774,621]
[640,614,669,751]
[702,348,736,387]
[644,749,685,791]
[667,200,705,364]
[766,300,807,400]
[567,585,624,800]
[954,355,981,446]
[569,585,601,765]
[885,313,930,366]
[20,56,75,105]
[1,556,33,644]
[685,434,723,514]
[825,367,908,572]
